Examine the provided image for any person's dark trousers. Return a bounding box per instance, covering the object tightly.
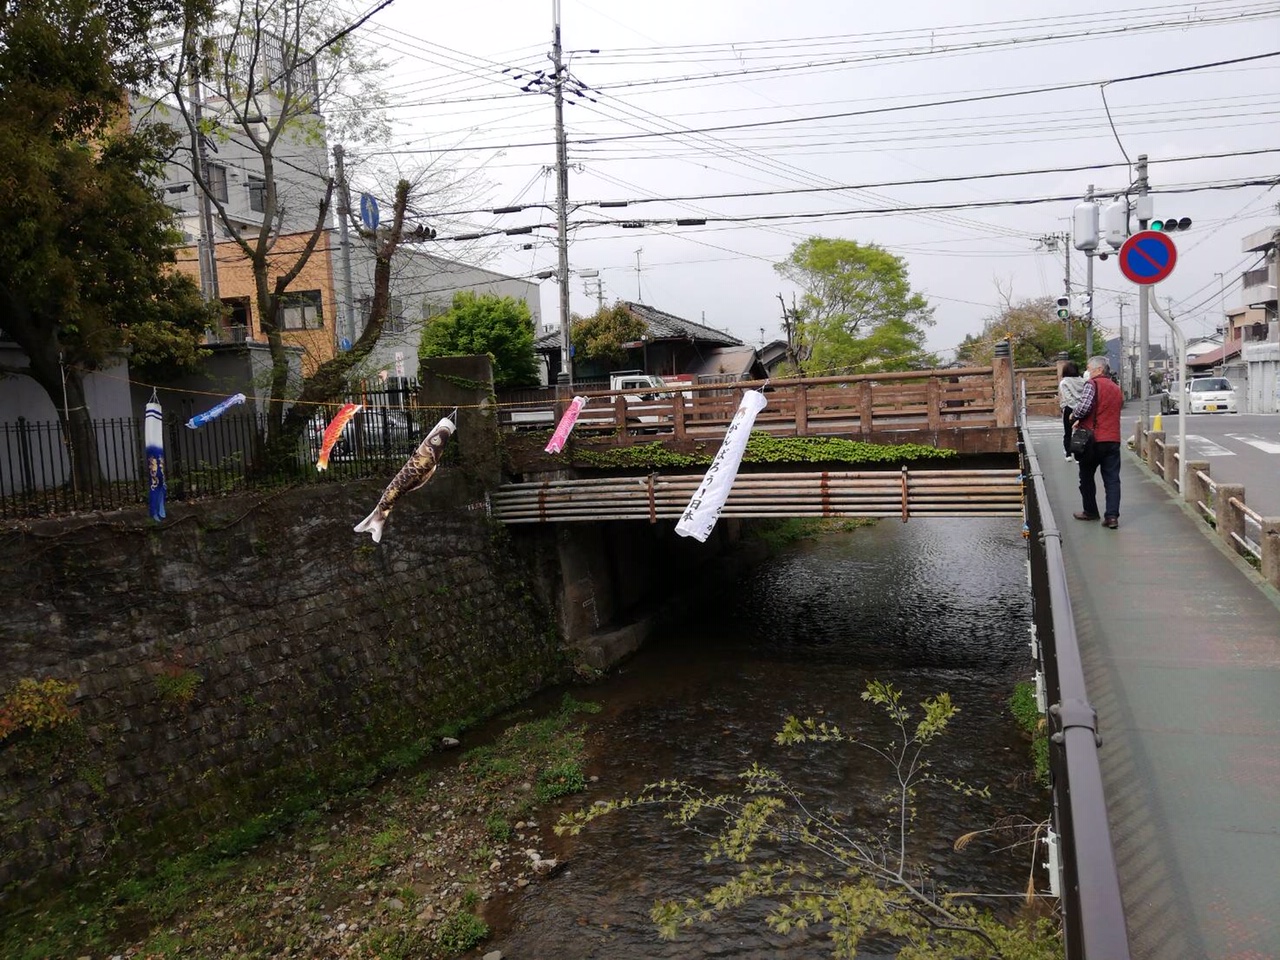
[1062,408,1074,456]
[1078,441,1122,519]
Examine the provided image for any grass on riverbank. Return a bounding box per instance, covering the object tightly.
[1009,681,1050,786]
[746,516,876,550]
[1,694,600,960]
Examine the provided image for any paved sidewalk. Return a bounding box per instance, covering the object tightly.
[1027,418,1280,960]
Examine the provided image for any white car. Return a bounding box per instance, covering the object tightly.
[1162,377,1238,414]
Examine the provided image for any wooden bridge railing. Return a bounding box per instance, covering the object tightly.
[499,363,1049,443]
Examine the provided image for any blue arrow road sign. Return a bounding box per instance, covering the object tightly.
[1118,230,1177,285]
[359,193,380,232]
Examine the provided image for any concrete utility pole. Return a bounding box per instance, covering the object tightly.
[1136,153,1151,429]
[1063,235,1072,341]
[1085,184,1096,357]
[188,55,220,303]
[551,0,572,387]
[1117,297,1130,396]
[333,145,356,350]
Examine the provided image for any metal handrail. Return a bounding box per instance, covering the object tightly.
[1018,407,1132,959]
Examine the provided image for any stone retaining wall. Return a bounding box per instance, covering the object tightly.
[0,475,567,900]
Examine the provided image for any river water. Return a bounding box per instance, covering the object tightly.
[490,518,1047,958]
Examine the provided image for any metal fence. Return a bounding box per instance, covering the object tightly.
[0,386,458,521]
[1019,409,1131,959]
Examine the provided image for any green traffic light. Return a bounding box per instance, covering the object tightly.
[1150,219,1164,230]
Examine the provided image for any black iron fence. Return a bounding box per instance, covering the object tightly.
[1019,412,1131,959]
[0,387,459,521]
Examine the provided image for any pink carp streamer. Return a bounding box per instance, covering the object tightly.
[315,403,363,471]
[544,396,588,454]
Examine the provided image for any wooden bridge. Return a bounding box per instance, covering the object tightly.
[501,363,1057,450]
[488,360,1058,524]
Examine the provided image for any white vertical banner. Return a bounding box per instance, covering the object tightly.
[675,389,768,542]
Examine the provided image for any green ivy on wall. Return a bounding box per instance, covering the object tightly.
[576,432,957,471]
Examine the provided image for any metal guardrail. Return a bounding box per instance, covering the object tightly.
[488,468,1024,523]
[1018,407,1132,959]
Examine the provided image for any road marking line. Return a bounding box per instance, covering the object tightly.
[1185,435,1236,457]
[1225,433,1280,454]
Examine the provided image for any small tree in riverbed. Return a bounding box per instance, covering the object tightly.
[556,680,1061,959]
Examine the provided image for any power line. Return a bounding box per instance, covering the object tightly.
[576,148,1280,209]
[426,176,1279,242]
[414,148,1280,219]
[367,50,1280,156]
[578,7,1279,90]
[575,51,1280,145]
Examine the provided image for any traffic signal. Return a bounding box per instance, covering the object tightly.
[1073,201,1099,251]
[1056,296,1071,320]
[1075,293,1092,318]
[1102,198,1129,249]
[1149,216,1192,232]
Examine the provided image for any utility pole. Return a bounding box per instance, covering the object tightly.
[1085,184,1095,357]
[1063,235,1072,342]
[1117,297,1130,397]
[188,53,220,303]
[1039,232,1072,339]
[1136,153,1151,428]
[634,248,644,301]
[581,270,604,311]
[333,145,356,351]
[551,0,572,387]
[1214,271,1226,334]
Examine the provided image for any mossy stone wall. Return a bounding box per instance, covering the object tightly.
[0,476,567,900]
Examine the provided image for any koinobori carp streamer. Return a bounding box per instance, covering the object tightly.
[544,396,588,454]
[144,398,166,521]
[675,390,768,543]
[353,414,456,543]
[315,403,363,471]
[185,393,247,429]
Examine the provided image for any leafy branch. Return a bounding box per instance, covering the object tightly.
[556,681,1061,959]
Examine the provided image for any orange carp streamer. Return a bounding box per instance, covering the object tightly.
[316,403,363,471]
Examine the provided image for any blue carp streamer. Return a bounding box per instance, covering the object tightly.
[186,393,247,430]
[144,400,167,521]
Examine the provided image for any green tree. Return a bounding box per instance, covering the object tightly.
[419,291,538,389]
[775,238,936,374]
[157,0,392,465]
[956,295,1084,368]
[0,0,215,488]
[558,681,1060,959]
[570,302,649,366]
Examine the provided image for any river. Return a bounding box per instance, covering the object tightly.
[489,517,1047,958]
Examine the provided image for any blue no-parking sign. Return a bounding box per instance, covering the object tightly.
[1118,230,1177,285]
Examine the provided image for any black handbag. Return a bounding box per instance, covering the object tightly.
[1069,426,1094,456]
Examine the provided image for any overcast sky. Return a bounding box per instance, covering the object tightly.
[358,0,1280,359]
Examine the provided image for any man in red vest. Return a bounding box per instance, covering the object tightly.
[1070,355,1124,529]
